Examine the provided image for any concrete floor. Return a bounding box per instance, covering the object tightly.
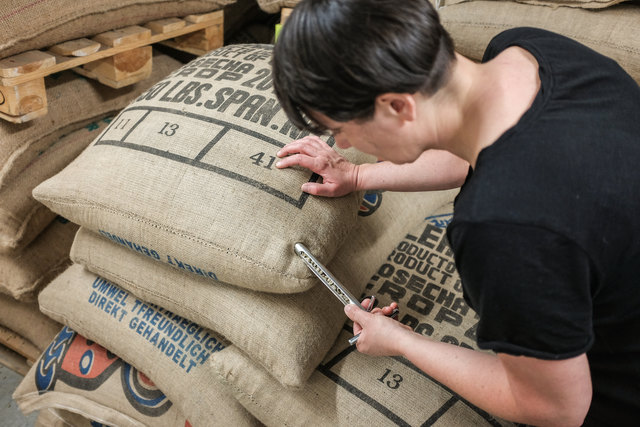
[0,364,37,427]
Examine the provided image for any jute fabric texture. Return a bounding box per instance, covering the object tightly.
[34,44,374,294]
[70,189,458,387]
[212,199,515,426]
[38,264,258,426]
[0,0,233,58]
[0,52,183,253]
[14,327,191,427]
[0,293,61,351]
[0,217,77,302]
[438,0,629,9]
[255,0,300,13]
[439,1,640,84]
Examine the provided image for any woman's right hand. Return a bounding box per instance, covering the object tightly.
[345,301,414,357]
[276,135,359,197]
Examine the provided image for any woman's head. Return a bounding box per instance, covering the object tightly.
[273,0,456,134]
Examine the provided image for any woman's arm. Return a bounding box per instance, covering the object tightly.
[346,304,592,426]
[356,148,468,192]
[276,136,468,196]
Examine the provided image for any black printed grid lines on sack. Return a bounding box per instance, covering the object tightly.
[0,117,110,258]
[212,201,515,426]
[33,44,374,294]
[0,52,184,254]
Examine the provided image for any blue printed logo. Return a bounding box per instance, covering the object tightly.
[359,190,383,217]
[36,326,75,392]
[121,364,173,416]
[426,213,453,229]
[35,327,173,417]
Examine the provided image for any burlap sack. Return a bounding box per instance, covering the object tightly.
[36,408,95,427]
[37,265,257,426]
[0,293,62,352]
[0,343,30,376]
[439,1,640,84]
[14,326,190,427]
[255,0,300,14]
[0,217,78,302]
[438,0,629,9]
[34,44,375,294]
[211,201,514,426]
[0,52,184,253]
[70,190,457,387]
[1,118,111,261]
[0,0,234,59]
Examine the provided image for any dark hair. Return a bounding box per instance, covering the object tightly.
[272,0,456,134]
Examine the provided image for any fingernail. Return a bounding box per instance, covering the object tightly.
[275,161,282,168]
[344,304,353,314]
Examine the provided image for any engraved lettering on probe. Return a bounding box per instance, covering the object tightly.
[300,251,350,305]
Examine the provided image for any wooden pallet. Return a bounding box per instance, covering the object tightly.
[0,344,30,376]
[0,10,223,124]
[281,7,294,25]
[0,325,39,365]
[275,7,294,42]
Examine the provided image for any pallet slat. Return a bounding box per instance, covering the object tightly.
[76,46,153,89]
[145,17,186,34]
[49,38,101,57]
[0,79,47,122]
[0,10,223,87]
[0,10,223,123]
[0,344,31,376]
[0,50,56,78]
[281,7,294,25]
[93,25,151,47]
[0,325,40,364]
[185,10,223,23]
[160,10,224,56]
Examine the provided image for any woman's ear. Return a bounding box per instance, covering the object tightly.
[375,93,417,122]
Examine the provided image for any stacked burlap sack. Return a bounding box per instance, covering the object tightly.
[14,42,508,425]
[0,293,62,368]
[0,0,235,59]
[0,55,186,314]
[212,200,516,426]
[437,0,640,85]
[0,8,206,423]
[255,0,639,84]
[0,51,188,381]
[1,1,241,423]
[15,325,196,426]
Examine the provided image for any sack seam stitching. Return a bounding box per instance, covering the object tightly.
[36,196,310,283]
